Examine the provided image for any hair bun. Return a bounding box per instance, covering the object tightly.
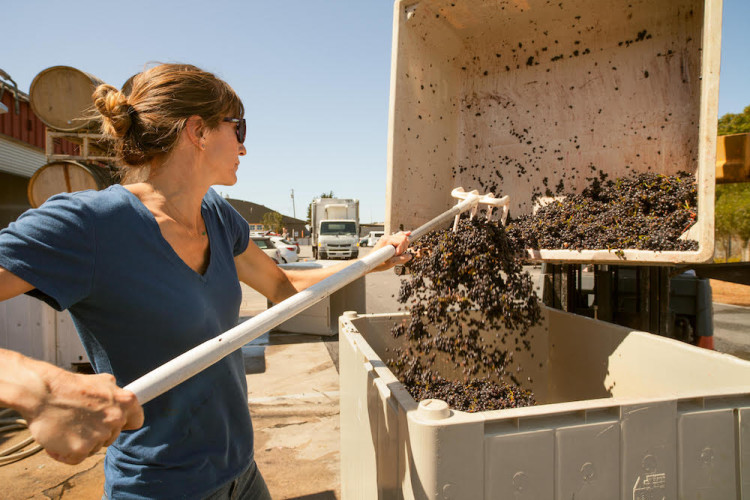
[93,84,133,138]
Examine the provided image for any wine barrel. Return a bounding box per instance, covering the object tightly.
[30,66,105,132]
[27,161,112,208]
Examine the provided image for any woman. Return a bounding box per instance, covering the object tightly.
[0,63,410,499]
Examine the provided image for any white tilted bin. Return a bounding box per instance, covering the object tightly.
[385,0,722,264]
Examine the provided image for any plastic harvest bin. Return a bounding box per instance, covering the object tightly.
[384,0,722,264]
[268,262,366,336]
[339,308,750,499]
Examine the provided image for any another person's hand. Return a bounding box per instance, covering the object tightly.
[20,362,144,465]
[370,231,412,272]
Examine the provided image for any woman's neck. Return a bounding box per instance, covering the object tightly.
[141,147,211,230]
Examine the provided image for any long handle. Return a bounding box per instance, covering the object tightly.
[125,194,480,404]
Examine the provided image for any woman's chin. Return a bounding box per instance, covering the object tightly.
[215,175,238,187]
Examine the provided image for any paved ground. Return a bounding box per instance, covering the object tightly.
[713,303,750,361]
[2,245,748,498]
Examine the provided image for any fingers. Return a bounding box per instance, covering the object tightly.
[390,253,412,265]
[393,231,411,255]
[28,373,145,466]
[46,449,79,465]
[369,232,414,273]
[377,231,411,255]
[46,440,99,465]
[103,428,120,447]
[117,390,145,430]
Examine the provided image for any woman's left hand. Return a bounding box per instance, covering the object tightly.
[370,231,412,272]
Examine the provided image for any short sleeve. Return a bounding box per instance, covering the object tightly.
[0,193,96,311]
[205,189,250,257]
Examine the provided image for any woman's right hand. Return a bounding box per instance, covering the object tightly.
[1,350,144,465]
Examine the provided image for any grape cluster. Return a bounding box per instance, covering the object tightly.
[387,216,541,412]
[508,171,698,251]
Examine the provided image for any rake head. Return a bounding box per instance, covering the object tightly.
[450,187,510,232]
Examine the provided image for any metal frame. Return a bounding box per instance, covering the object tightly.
[45,130,114,162]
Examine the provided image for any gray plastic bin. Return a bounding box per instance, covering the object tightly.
[268,261,365,336]
[385,0,722,264]
[339,308,750,499]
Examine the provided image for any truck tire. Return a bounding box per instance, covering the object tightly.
[352,249,359,259]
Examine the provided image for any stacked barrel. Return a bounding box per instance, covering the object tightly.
[27,66,115,207]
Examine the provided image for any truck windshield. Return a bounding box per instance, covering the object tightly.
[320,221,357,235]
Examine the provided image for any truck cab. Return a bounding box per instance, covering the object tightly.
[317,219,359,259]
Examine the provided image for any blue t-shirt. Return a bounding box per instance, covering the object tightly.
[0,185,252,499]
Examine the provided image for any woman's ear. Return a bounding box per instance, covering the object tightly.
[185,115,206,150]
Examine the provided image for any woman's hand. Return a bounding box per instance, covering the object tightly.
[1,350,144,465]
[370,231,412,272]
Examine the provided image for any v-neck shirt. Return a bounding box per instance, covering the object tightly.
[0,185,252,499]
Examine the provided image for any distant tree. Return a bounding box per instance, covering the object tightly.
[715,183,750,261]
[306,191,335,225]
[262,211,284,234]
[738,198,750,261]
[718,105,750,135]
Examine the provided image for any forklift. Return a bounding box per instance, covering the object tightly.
[542,132,750,348]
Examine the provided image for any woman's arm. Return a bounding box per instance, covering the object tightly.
[0,266,144,465]
[0,348,144,465]
[235,232,411,303]
[0,266,34,301]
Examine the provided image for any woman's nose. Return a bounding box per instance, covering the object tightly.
[239,144,247,156]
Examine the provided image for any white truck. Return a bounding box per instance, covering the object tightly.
[311,198,359,260]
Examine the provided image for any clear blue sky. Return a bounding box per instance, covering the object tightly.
[2,0,748,223]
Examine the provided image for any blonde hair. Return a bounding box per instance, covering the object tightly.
[93,64,244,168]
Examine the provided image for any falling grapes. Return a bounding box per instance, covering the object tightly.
[388,216,541,412]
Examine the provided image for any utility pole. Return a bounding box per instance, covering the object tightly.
[290,189,296,219]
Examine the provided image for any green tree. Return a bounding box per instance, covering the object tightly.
[738,199,750,261]
[715,183,750,261]
[306,191,335,225]
[262,211,284,234]
[718,105,750,135]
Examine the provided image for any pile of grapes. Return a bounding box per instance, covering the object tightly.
[388,216,541,412]
[509,171,698,252]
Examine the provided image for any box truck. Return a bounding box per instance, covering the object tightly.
[311,198,359,260]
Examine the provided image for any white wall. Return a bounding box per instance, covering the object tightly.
[0,294,87,370]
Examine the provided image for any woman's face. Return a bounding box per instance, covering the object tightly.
[203,118,247,186]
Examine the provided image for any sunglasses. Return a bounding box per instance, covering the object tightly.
[222,117,247,144]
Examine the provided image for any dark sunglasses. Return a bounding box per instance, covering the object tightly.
[222,117,247,144]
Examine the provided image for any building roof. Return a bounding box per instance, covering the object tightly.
[225,197,306,226]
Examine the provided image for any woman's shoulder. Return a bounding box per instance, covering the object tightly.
[42,185,131,212]
[202,188,230,209]
[29,185,138,227]
[202,188,241,219]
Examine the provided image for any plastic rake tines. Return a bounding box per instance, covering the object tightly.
[450,187,510,232]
